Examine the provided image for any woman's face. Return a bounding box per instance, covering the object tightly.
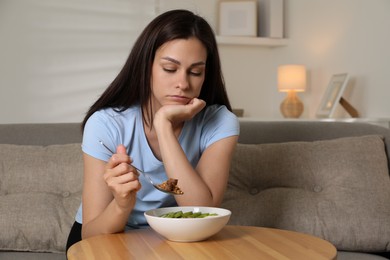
[150,37,207,111]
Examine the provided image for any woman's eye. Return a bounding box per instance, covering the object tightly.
[189,71,202,76]
[162,66,203,76]
[163,68,176,73]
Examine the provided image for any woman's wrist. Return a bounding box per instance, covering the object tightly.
[153,110,174,134]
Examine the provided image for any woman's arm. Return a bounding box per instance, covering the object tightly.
[81,145,141,239]
[154,100,238,206]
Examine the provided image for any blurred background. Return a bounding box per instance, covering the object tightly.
[1,0,389,123]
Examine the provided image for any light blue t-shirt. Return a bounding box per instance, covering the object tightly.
[75,104,239,228]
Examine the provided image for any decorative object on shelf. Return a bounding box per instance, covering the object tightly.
[218,1,258,37]
[316,73,359,118]
[232,108,244,117]
[339,97,359,118]
[278,64,306,118]
[258,0,284,38]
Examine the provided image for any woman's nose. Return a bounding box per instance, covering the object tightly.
[176,72,189,89]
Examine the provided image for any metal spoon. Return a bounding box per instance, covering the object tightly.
[98,140,181,195]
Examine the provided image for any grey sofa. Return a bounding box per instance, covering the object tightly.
[0,121,389,259]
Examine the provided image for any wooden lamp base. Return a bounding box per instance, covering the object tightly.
[280,91,304,118]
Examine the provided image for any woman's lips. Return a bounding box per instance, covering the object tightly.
[169,95,191,103]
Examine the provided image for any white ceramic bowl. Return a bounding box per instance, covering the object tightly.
[144,206,231,242]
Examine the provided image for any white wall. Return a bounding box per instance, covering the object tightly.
[0,0,155,123]
[216,0,390,119]
[1,0,389,123]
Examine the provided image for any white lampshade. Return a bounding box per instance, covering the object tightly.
[278,65,306,92]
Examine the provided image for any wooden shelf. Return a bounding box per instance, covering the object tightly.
[216,36,288,47]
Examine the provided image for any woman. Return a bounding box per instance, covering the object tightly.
[66,9,239,251]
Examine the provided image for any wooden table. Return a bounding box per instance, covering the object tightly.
[67,225,337,260]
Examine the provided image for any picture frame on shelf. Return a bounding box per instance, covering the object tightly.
[257,0,284,38]
[218,1,257,37]
[316,73,350,118]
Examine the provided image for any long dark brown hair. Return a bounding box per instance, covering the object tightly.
[82,9,232,130]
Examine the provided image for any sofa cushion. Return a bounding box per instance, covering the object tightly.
[0,143,83,253]
[222,135,390,252]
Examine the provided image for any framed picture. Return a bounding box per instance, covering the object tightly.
[316,73,350,118]
[219,1,257,37]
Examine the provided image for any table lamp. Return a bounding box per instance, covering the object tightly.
[277,65,306,118]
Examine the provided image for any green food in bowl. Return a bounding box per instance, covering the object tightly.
[160,211,218,218]
[144,206,231,242]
